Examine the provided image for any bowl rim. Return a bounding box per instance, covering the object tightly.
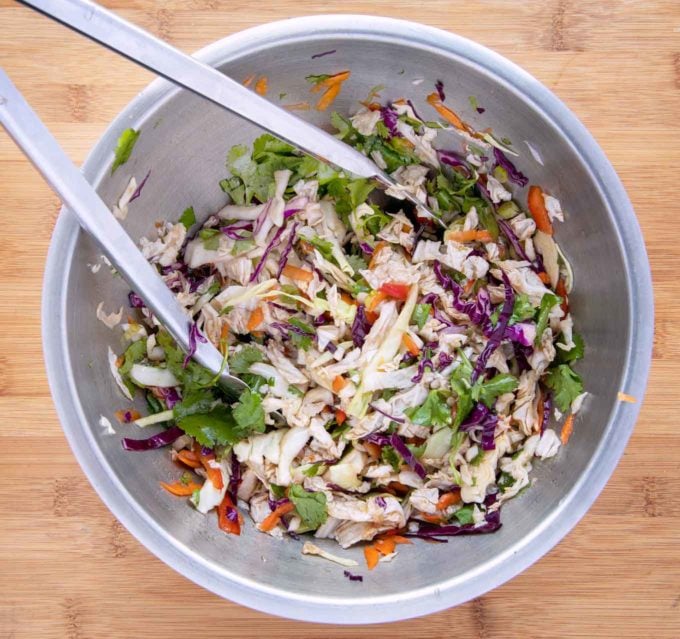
[42,14,654,624]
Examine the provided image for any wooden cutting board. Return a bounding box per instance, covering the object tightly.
[1,1,679,637]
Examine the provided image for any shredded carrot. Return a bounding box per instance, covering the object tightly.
[115,355,124,368]
[259,501,295,532]
[254,76,268,96]
[444,229,493,243]
[366,290,388,313]
[246,306,264,332]
[364,441,381,459]
[374,537,396,556]
[114,409,141,423]
[560,414,575,445]
[364,545,380,570]
[316,81,341,111]
[332,375,348,393]
[310,70,351,93]
[555,278,569,313]
[436,490,462,511]
[340,292,357,306]
[617,392,637,404]
[217,494,241,535]
[195,445,224,490]
[176,450,201,469]
[335,409,347,425]
[360,101,383,111]
[242,74,255,88]
[391,535,413,545]
[528,186,554,235]
[284,102,311,111]
[160,480,203,496]
[402,333,421,357]
[365,310,379,325]
[421,513,445,524]
[386,481,410,495]
[219,323,229,355]
[368,241,388,269]
[426,92,469,132]
[281,264,314,282]
[538,271,551,284]
[463,279,476,295]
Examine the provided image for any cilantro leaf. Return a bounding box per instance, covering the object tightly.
[118,340,147,377]
[556,332,585,364]
[450,354,474,427]
[381,445,402,472]
[156,331,215,393]
[305,73,331,85]
[288,318,314,334]
[179,206,196,229]
[288,484,328,530]
[405,390,451,427]
[411,303,432,330]
[346,253,368,273]
[229,346,263,375]
[232,389,266,436]
[176,404,238,448]
[173,389,217,421]
[471,373,519,408]
[111,128,140,174]
[497,471,516,493]
[199,228,221,250]
[308,236,335,261]
[509,293,535,324]
[544,364,584,412]
[453,504,475,525]
[535,293,561,345]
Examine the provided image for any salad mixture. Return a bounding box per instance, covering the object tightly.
[104,76,585,569]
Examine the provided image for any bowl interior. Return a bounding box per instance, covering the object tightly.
[49,18,646,622]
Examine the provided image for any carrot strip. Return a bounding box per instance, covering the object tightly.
[335,409,347,425]
[436,490,462,511]
[259,502,295,532]
[176,450,201,469]
[195,446,224,490]
[160,481,203,496]
[426,92,468,132]
[421,513,445,524]
[217,493,241,535]
[374,537,397,556]
[560,414,575,445]
[368,241,388,269]
[242,74,255,88]
[332,375,348,393]
[284,102,311,111]
[366,290,388,313]
[463,279,476,295]
[391,535,413,545]
[310,70,351,93]
[246,306,264,332]
[617,392,637,404]
[538,271,551,284]
[316,82,341,111]
[402,333,421,357]
[528,186,554,235]
[114,409,141,423]
[555,278,569,313]
[281,264,314,282]
[254,76,268,96]
[364,545,380,570]
[444,229,493,243]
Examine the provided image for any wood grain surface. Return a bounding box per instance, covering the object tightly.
[1,1,679,637]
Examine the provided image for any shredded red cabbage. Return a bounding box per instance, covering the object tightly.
[249,223,287,283]
[421,292,438,305]
[497,218,539,272]
[540,391,553,435]
[311,49,336,59]
[380,105,401,138]
[228,451,242,502]
[121,425,184,451]
[375,496,387,508]
[437,352,453,371]
[350,304,370,348]
[359,242,374,256]
[389,433,427,479]
[406,99,424,121]
[406,506,501,539]
[156,387,181,409]
[504,322,535,347]
[459,403,498,450]
[435,79,446,101]
[221,221,253,240]
[493,148,528,187]
[268,496,291,511]
[283,195,308,219]
[471,273,514,383]
[128,291,145,308]
[437,150,472,178]
[183,322,208,368]
[276,222,299,278]
[411,356,434,383]
[368,404,405,424]
[434,261,491,328]
[344,570,364,582]
[129,170,151,203]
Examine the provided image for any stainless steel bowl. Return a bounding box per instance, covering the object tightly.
[42,15,653,624]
